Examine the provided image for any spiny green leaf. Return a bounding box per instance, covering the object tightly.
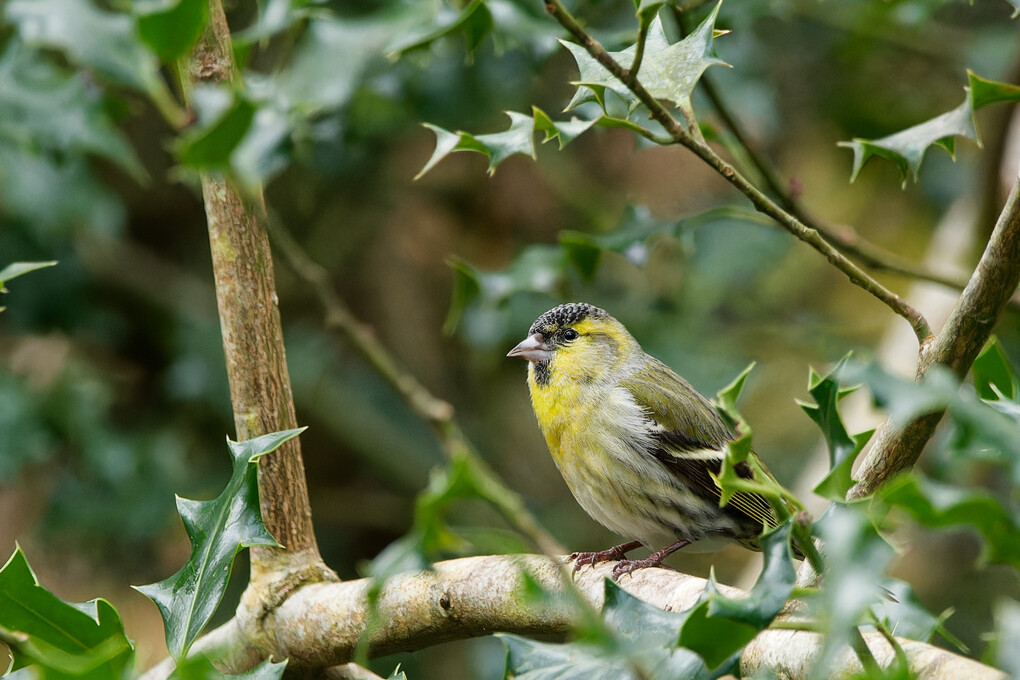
[0,547,134,680]
[840,99,975,186]
[5,0,163,97]
[133,428,304,660]
[531,107,596,150]
[800,357,874,501]
[562,4,728,115]
[840,70,1020,185]
[417,112,535,178]
[0,262,57,294]
[879,474,1020,568]
[134,0,209,62]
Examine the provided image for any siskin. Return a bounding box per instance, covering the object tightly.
[508,302,793,578]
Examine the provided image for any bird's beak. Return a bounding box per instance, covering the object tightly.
[507,333,552,363]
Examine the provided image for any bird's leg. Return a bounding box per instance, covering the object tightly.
[611,539,691,580]
[569,540,643,571]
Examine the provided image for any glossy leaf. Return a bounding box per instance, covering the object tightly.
[800,358,874,501]
[134,428,304,660]
[0,547,134,680]
[386,0,492,58]
[561,4,727,115]
[841,71,1020,185]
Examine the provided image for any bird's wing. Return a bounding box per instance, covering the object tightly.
[620,361,778,530]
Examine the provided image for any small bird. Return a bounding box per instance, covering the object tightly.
[508,302,787,578]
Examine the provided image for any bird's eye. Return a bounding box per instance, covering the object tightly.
[562,329,579,341]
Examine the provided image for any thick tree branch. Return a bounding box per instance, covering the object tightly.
[143,555,1005,680]
[544,0,932,344]
[849,169,1020,498]
[188,1,332,582]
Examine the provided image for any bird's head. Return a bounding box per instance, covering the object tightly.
[507,302,638,385]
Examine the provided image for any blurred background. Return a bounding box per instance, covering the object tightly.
[1,0,1019,676]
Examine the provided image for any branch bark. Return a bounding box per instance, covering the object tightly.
[143,555,1005,680]
[849,168,1020,498]
[189,0,332,582]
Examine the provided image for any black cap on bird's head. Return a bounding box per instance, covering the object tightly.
[528,302,608,336]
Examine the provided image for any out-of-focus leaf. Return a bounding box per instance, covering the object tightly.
[134,429,304,659]
[679,523,795,668]
[500,581,721,680]
[4,0,163,97]
[843,361,1020,483]
[175,654,287,680]
[0,547,134,680]
[177,87,257,168]
[0,261,57,293]
[0,45,147,182]
[994,599,1020,677]
[386,0,492,58]
[134,0,209,62]
[808,503,895,676]
[234,0,323,46]
[879,475,1020,568]
[442,246,567,333]
[840,71,1020,185]
[872,579,967,651]
[561,4,728,115]
[972,337,1018,401]
[800,358,874,501]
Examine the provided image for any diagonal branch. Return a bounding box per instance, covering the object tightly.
[543,0,932,344]
[849,168,1020,499]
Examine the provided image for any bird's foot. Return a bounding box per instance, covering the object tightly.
[610,539,691,580]
[569,541,643,571]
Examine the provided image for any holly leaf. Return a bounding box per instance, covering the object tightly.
[841,70,1020,185]
[800,357,874,501]
[134,428,304,660]
[0,547,134,680]
[4,0,163,97]
[561,3,728,115]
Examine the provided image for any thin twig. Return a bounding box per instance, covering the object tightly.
[544,0,933,344]
[267,217,567,557]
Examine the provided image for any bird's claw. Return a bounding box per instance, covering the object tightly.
[569,545,633,572]
[609,556,669,580]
